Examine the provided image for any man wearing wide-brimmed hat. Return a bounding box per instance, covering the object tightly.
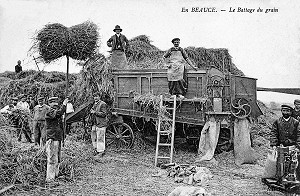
[90,95,109,157]
[45,96,68,182]
[292,99,300,121]
[269,104,300,181]
[163,38,197,99]
[107,25,129,69]
[33,96,49,146]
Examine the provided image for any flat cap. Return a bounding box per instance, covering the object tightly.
[171,38,180,43]
[37,97,44,101]
[281,104,293,111]
[294,99,300,105]
[12,97,18,101]
[48,97,59,103]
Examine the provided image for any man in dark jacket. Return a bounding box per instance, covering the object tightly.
[269,104,300,181]
[45,96,68,182]
[292,99,300,121]
[90,96,108,157]
[15,60,22,73]
[270,105,300,148]
[107,25,129,69]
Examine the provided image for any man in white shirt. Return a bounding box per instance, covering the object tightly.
[0,97,18,114]
[16,94,30,113]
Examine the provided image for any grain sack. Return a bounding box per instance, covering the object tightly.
[234,118,258,165]
[263,149,277,178]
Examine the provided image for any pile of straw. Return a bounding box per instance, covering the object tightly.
[0,70,77,108]
[126,35,244,76]
[0,128,93,190]
[31,21,99,63]
[72,54,114,107]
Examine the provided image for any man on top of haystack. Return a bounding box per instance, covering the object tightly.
[45,96,68,182]
[15,60,22,74]
[107,25,129,69]
[163,38,197,99]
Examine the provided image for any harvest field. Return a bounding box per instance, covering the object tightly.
[0,106,286,196]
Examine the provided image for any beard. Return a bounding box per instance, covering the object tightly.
[282,113,291,119]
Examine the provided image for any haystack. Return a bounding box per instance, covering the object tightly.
[125,35,244,76]
[0,70,77,108]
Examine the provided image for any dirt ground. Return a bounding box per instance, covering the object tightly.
[3,140,286,196]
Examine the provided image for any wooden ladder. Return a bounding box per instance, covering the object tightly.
[154,95,177,166]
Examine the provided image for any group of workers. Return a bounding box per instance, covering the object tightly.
[107,25,197,99]
[0,95,77,182]
[3,25,300,185]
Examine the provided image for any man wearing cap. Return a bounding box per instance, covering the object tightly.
[269,104,300,181]
[16,94,30,113]
[107,25,129,69]
[33,97,49,146]
[270,104,300,148]
[90,95,109,157]
[163,38,197,99]
[292,99,300,121]
[45,96,68,181]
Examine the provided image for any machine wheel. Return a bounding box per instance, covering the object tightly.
[106,122,135,149]
[216,128,233,154]
[231,98,251,119]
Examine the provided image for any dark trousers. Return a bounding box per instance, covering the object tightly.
[33,120,46,146]
[168,69,188,96]
[17,126,32,142]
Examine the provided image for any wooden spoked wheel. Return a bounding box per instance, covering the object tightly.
[106,122,135,149]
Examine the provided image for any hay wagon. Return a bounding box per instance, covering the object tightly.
[109,66,263,152]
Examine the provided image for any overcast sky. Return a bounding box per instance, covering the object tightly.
[0,0,299,103]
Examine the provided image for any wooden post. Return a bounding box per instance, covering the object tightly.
[63,55,70,147]
[33,56,41,71]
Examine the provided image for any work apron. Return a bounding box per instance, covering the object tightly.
[166,50,188,95]
[167,51,185,81]
[110,50,128,70]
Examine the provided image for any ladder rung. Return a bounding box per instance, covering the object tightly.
[160,119,173,122]
[159,131,171,134]
[165,107,174,110]
[157,156,171,159]
[158,143,172,146]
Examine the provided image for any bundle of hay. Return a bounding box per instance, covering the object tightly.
[126,35,165,69]
[125,35,244,76]
[72,54,114,107]
[31,21,99,63]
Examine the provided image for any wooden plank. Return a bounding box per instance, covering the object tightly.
[113,108,205,125]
